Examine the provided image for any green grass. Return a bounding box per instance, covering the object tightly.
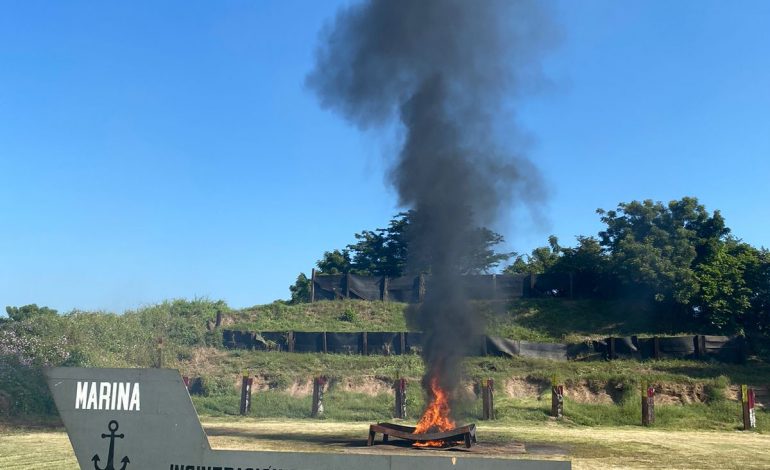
[227,298,699,344]
[229,300,409,332]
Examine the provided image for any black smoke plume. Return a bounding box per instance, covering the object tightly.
[308,0,558,408]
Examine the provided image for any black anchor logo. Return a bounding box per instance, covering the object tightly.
[92,420,130,470]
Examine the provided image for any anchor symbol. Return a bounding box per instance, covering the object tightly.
[92,420,130,470]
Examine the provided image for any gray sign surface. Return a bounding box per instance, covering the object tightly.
[46,367,570,470]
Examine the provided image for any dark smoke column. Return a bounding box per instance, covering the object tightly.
[308,0,557,407]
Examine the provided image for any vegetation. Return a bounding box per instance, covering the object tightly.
[6,420,770,470]
[509,198,770,336]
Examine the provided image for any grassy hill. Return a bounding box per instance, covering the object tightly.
[226,298,677,343]
[2,298,768,431]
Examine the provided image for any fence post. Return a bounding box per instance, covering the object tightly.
[240,372,253,416]
[287,331,295,352]
[551,375,563,419]
[311,376,327,417]
[382,276,390,302]
[362,332,368,356]
[481,379,495,420]
[418,273,426,302]
[641,382,655,426]
[399,332,406,355]
[653,336,661,359]
[492,274,497,300]
[394,378,407,419]
[529,272,536,296]
[156,337,164,368]
[310,268,316,303]
[321,332,328,353]
[742,385,756,430]
[344,272,351,299]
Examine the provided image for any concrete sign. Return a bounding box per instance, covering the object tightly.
[46,367,571,470]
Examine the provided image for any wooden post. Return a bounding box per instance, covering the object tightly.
[641,382,655,426]
[742,385,756,430]
[362,332,368,355]
[239,372,253,416]
[382,276,390,302]
[399,332,406,355]
[551,375,563,419]
[156,337,164,368]
[322,332,328,353]
[394,378,407,419]
[310,268,316,303]
[215,311,222,328]
[287,331,295,353]
[694,335,706,359]
[481,379,495,420]
[311,376,326,417]
[653,336,661,359]
[418,273,426,302]
[345,272,351,299]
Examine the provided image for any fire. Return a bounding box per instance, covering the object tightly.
[412,377,455,447]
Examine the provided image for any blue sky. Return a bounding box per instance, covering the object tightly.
[1,0,769,313]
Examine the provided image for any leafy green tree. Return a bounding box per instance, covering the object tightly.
[457,227,514,274]
[288,273,312,304]
[596,197,729,304]
[693,241,753,331]
[504,235,561,274]
[349,212,410,276]
[316,249,352,274]
[5,304,58,322]
[313,211,510,280]
[553,236,607,273]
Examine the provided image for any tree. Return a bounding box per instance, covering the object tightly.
[693,241,753,332]
[5,304,58,322]
[504,235,561,274]
[288,273,312,304]
[316,249,352,274]
[596,197,729,304]
[348,212,409,276]
[315,211,511,278]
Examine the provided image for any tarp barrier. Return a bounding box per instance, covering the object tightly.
[386,276,419,303]
[293,332,323,353]
[702,335,745,363]
[346,274,382,301]
[519,340,569,361]
[312,273,577,302]
[312,274,345,300]
[494,274,528,299]
[326,332,362,354]
[366,332,402,355]
[486,337,520,357]
[531,273,572,297]
[658,336,696,359]
[463,275,496,300]
[222,330,745,363]
[405,332,423,354]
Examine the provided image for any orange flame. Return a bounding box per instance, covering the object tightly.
[412,377,455,447]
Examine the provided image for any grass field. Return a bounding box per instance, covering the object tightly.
[227,298,675,343]
[3,419,770,469]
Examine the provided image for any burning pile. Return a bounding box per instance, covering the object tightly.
[412,378,456,447]
[309,0,557,449]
